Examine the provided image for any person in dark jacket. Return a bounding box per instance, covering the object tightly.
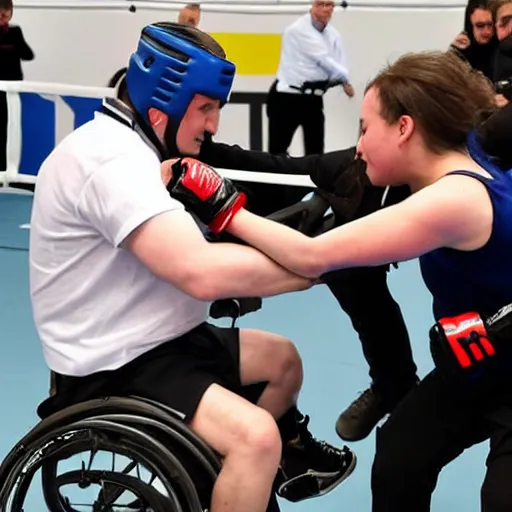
[491,0,512,104]
[449,0,498,80]
[199,136,418,442]
[0,0,34,171]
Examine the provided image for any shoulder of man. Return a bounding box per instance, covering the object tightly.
[287,13,310,32]
[324,21,342,35]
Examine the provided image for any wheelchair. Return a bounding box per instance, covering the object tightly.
[0,192,333,512]
[0,395,222,511]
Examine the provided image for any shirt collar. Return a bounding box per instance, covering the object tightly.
[310,14,326,32]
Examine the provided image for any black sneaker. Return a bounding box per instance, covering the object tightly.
[276,415,356,503]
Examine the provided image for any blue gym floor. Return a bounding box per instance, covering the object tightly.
[0,190,489,511]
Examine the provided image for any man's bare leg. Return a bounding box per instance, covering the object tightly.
[237,328,357,503]
[239,328,303,418]
[188,383,282,512]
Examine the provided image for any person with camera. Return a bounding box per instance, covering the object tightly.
[449,0,498,80]
[492,0,512,106]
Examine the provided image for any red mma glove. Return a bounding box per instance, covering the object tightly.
[167,158,246,234]
[429,306,512,382]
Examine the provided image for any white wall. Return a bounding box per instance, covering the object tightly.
[10,2,466,153]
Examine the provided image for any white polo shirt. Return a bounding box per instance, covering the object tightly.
[276,13,349,94]
[29,110,209,377]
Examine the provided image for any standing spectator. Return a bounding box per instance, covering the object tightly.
[263,0,354,214]
[177,3,201,28]
[449,0,498,80]
[268,0,353,158]
[491,0,512,107]
[0,0,34,171]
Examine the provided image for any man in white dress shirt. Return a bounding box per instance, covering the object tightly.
[264,0,355,211]
[267,0,354,158]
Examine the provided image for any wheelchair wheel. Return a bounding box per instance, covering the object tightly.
[0,397,222,512]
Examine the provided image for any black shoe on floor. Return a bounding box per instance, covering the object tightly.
[277,415,356,503]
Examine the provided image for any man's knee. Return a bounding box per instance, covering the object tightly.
[190,384,282,467]
[240,329,303,392]
[220,407,283,477]
[262,334,303,398]
[237,409,282,460]
[274,337,303,390]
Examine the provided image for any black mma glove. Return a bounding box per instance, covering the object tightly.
[167,158,246,234]
[310,150,370,224]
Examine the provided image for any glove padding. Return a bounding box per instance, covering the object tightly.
[429,305,512,382]
[167,158,246,234]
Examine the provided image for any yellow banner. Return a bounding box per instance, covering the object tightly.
[210,33,282,76]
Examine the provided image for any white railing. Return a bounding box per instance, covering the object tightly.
[0,80,315,189]
[13,0,468,12]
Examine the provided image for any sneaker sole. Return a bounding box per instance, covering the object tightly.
[278,451,358,502]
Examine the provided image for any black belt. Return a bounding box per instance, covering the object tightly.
[289,80,329,96]
[288,79,345,96]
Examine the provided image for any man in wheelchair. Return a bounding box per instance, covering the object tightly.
[23,22,355,512]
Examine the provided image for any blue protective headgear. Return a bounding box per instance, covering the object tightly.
[125,22,235,156]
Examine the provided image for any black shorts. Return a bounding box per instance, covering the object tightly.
[37,322,261,421]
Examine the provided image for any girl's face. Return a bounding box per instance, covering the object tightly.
[357,87,408,187]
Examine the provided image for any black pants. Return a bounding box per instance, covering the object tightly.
[372,370,512,511]
[266,80,325,156]
[259,80,321,215]
[324,265,418,402]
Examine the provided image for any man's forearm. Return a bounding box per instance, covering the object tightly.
[318,56,349,84]
[193,241,313,301]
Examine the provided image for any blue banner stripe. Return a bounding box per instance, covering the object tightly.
[16,93,101,177]
[18,93,55,176]
[62,96,103,130]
